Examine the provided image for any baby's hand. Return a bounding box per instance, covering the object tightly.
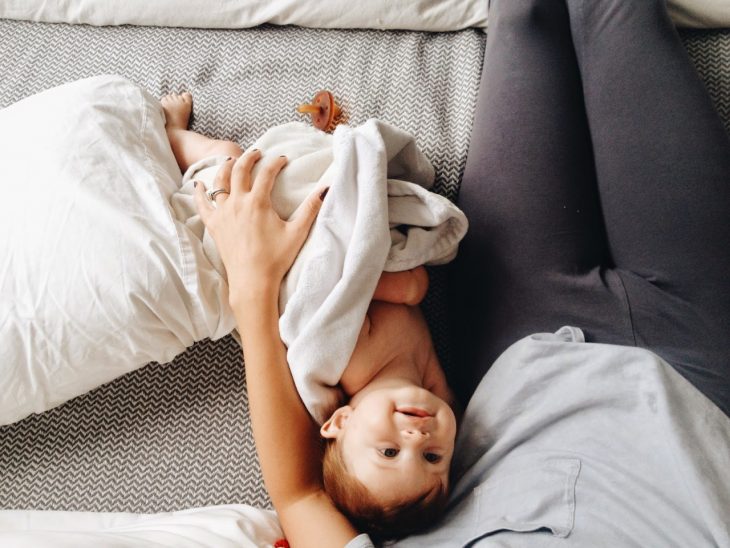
[194,150,327,304]
[372,266,429,305]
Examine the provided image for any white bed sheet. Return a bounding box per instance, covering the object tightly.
[0,505,283,548]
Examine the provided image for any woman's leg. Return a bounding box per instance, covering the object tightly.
[450,0,632,399]
[565,0,730,414]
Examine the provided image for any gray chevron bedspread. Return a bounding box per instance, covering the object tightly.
[0,20,728,513]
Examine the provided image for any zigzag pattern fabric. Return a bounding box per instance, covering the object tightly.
[683,29,730,133]
[0,20,728,513]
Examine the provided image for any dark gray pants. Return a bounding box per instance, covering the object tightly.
[450,0,730,416]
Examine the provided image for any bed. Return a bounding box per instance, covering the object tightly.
[0,1,728,545]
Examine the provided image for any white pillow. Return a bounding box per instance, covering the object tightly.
[0,75,234,426]
[0,0,728,30]
[668,0,730,28]
[0,0,487,31]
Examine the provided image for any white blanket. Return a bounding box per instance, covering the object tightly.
[0,76,234,426]
[172,121,468,423]
[0,505,283,547]
[1,0,728,30]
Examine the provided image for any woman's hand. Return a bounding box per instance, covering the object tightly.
[194,150,327,304]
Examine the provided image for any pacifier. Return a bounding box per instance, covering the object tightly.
[297,90,342,132]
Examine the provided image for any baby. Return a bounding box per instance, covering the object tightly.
[321,268,458,538]
[162,92,459,540]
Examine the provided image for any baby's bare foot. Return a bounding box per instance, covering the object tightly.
[161,92,193,130]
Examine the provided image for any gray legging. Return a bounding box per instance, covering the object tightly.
[450,0,730,416]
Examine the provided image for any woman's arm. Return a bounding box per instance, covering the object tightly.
[233,283,357,546]
[194,152,358,547]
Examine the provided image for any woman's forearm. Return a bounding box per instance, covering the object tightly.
[232,286,324,505]
[192,151,355,546]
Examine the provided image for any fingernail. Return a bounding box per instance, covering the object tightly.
[279,155,287,159]
[225,156,234,161]
[193,181,198,188]
[251,148,259,153]
[319,187,329,201]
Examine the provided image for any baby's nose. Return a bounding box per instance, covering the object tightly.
[401,428,430,439]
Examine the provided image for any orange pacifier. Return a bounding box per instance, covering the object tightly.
[297,90,342,132]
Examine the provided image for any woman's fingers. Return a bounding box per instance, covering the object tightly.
[231,149,262,195]
[211,157,235,205]
[252,156,288,200]
[289,184,328,240]
[193,154,329,291]
[193,180,216,226]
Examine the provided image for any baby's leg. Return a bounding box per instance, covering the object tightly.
[161,92,242,172]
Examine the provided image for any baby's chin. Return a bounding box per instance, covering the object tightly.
[381,386,458,440]
[385,385,454,417]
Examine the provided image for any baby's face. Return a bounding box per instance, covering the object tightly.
[334,385,457,505]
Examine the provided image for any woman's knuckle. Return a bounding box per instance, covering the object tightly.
[251,194,269,209]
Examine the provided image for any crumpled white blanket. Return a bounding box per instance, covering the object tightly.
[0,505,283,547]
[171,121,468,423]
[0,75,239,426]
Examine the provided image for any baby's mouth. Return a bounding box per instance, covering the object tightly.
[396,407,432,418]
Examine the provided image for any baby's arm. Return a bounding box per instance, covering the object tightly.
[340,268,429,395]
[372,266,429,305]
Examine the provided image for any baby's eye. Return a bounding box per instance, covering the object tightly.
[424,452,442,463]
[379,448,399,458]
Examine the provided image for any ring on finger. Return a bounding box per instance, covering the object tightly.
[206,188,230,201]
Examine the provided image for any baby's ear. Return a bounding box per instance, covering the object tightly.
[320,405,352,438]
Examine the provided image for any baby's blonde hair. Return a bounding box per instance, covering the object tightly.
[322,438,449,543]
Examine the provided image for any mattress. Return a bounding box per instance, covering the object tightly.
[0,18,484,512]
[1,19,728,514]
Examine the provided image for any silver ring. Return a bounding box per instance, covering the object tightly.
[206,188,230,201]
